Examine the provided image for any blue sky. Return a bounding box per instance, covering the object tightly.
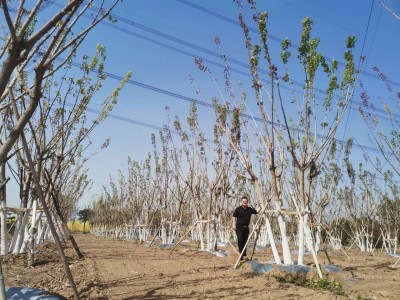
[4,0,400,208]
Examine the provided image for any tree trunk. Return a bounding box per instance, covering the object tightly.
[277,214,292,264]
[12,210,30,254]
[0,257,6,300]
[304,220,323,278]
[0,163,8,255]
[27,199,38,268]
[297,213,307,266]
[0,164,7,300]
[264,215,281,264]
[49,189,83,259]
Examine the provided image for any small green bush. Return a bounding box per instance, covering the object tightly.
[272,272,346,296]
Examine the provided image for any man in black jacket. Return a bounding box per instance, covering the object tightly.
[232,196,260,260]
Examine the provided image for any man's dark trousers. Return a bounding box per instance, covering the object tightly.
[236,225,249,258]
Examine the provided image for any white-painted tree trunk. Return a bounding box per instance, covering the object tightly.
[43,224,52,241]
[264,215,281,264]
[257,222,271,247]
[36,218,47,244]
[206,220,211,251]
[22,222,30,251]
[207,216,218,251]
[354,230,374,252]
[9,214,21,253]
[277,214,292,265]
[161,220,166,244]
[11,211,30,253]
[22,211,43,253]
[0,209,7,255]
[314,224,322,252]
[304,222,323,278]
[297,213,307,266]
[0,163,7,255]
[197,222,205,250]
[27,200,38,266]
[327,235,342,250]
[386,230,400,254]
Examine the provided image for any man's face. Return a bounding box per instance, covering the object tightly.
[241,198,248,208]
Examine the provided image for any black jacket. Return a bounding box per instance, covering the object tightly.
[233,206,258,227]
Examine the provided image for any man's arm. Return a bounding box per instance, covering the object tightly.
[232,216,237,230]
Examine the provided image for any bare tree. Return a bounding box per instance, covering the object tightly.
[0,1,123,298]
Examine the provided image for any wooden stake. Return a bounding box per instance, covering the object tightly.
[168,220,198,255]
[323,248,332,265]
[290,192,323,279]
[392,256,400,269]
[149,223,163,247]
[228,232,240,255]
[168,211,207,255]
[319,223,350,260]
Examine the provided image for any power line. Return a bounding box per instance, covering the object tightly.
[93,10,400,121]
[107,12,249,69]
[342,0,376,150]
[61,59,384,155]
[177,0,400,89]
[69,105,219,146]
[8,2,399,121]
[97,21,250,77]
[46,2,399,122]
[5,3,391,156]
[176,0,284,44]
[104,11,335,97]
[378,0,400,20]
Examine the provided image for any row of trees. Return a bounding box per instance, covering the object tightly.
[88,2,399,277]
[0,2,397,298]
[88,113,399,252]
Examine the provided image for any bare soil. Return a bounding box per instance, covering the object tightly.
[2,233,399,299]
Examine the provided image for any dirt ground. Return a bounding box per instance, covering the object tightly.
[2,233,400,299]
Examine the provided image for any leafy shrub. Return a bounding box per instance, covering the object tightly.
[272,272,345,296]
